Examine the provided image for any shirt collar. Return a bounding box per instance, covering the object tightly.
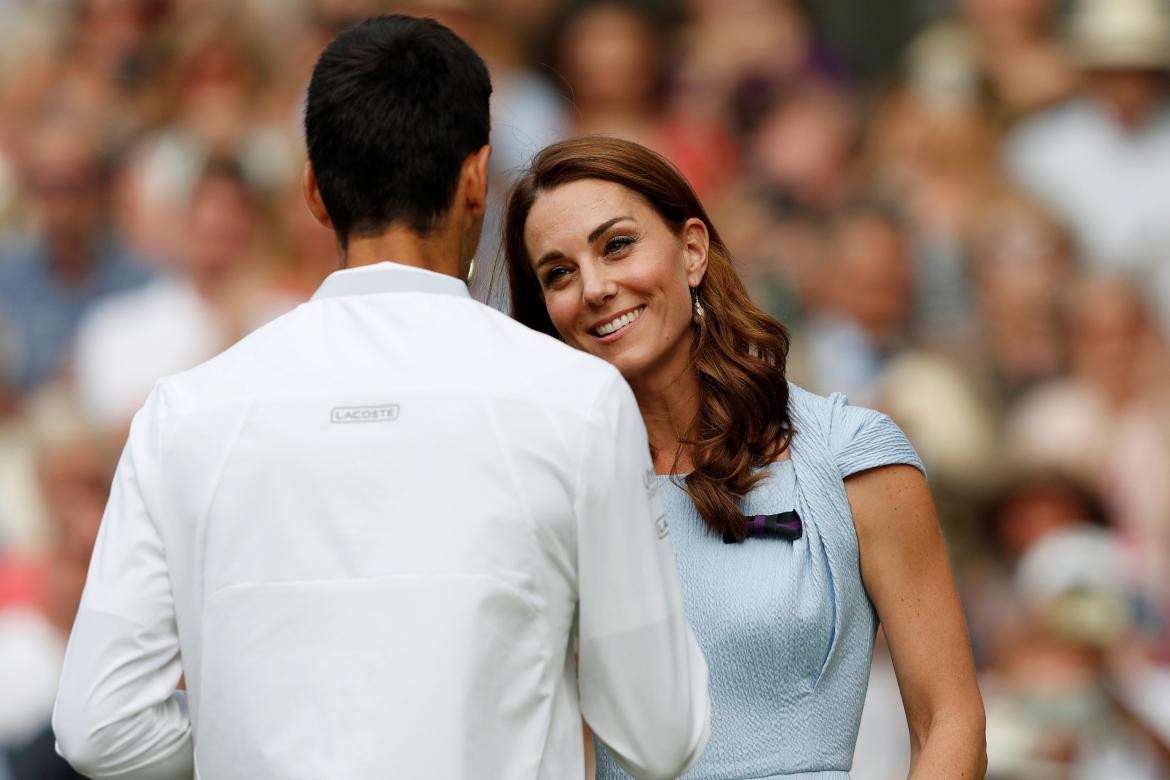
[311,261,471,302]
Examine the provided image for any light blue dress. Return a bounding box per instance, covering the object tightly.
[596,385,924,780]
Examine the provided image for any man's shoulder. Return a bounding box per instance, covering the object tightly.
[147,300,305,414]
[154,297,623,418]
[466,304,624,401]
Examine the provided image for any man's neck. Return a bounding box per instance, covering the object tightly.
[343,225,464,279]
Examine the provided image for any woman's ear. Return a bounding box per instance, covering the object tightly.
[681,217,709,287]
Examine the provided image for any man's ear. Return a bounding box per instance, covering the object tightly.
[682,217,710,287]
[302,161,333,230]
[461,145,491,218]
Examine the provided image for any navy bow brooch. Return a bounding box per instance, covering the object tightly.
[723,510,803,544]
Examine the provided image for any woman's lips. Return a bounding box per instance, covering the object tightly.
[590,305,646,341]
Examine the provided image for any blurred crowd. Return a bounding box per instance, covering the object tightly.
[1,0,1169,777]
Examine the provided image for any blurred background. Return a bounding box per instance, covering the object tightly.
[0,0,1169,777]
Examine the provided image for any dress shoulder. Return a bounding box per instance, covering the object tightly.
[787,383,925,480]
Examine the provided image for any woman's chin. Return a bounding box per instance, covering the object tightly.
[595,338,690,387]
[584,345,639,376]
[609,353,652,382]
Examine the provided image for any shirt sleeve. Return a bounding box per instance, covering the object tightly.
[827,392,926,479]
[52,387,193,779]
[573,370,711,780]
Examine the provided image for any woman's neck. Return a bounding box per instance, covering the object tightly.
[628,365,703,475]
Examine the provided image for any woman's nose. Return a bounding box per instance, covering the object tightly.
[581,265,617,306]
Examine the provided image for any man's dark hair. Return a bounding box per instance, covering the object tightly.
[305,15,491,246]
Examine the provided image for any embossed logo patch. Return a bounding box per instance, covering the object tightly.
[330,405,400,424]
[655,513,670,539]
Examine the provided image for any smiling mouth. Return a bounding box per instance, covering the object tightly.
[591,306,646,337]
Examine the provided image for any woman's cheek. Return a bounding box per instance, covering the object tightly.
[546,296,577,340]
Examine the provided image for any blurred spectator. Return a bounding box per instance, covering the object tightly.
[792,203,912,406]
[120,4,298,264]
[670,0,832,197]
[1004,0,1170,332]
[0,7,63,230]
[0,389,51,556]
[0,560,57,748]
[70,0,173,89]
[154,5,272,158]
[551,0,736,198]
[677,0,827,117]
[0,403,110,780]
[865,27,1003,347]
[960,0,1079,117]
[553,0,666,144]
[982,525,1170,778]
[746,84,860,217]
[958,191,1075,412]
[0,111,154,394]
[74,157,296,430]
[875,350,998,486]
[716,83,861,329]
[1007,274,1170,606]
[964,466,1111,658]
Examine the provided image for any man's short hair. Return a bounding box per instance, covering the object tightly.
[305,15,491,246]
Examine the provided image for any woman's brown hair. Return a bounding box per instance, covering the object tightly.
[503,136,793,540]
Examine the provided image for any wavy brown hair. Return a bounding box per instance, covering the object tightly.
[503,136,793,540]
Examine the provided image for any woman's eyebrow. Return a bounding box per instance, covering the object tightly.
[588,216,633,244]
[535,215,635,268]
[535,249,564,269]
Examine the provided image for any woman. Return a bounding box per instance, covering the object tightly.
[503,136,986,779]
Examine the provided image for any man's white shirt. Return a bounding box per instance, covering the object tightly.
[52,262,710,779]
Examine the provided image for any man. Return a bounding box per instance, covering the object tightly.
[74,158,299,431]
[51,16,709,780]
[1004,0,1170,330]
[0,114,154,393]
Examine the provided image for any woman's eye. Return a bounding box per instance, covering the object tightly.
[604,235,635,255]
[541,266,570,287]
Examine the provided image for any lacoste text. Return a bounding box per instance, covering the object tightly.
[330,405,400,424]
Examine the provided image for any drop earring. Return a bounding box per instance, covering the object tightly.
[691,287,705,324]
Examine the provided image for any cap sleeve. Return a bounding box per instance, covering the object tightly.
[826,392,925,479]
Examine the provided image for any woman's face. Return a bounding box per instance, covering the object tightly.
[524,179,708,384]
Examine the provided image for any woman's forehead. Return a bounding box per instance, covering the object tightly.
[527,180,649,241]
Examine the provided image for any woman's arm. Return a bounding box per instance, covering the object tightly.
[847,464,987,779]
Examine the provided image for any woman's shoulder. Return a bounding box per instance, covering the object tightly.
[786,383,925,480]
[785,382,886,442]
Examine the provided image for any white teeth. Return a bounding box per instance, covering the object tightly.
[593,307,644,337]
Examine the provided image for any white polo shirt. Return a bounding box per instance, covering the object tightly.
[53,262,710,780]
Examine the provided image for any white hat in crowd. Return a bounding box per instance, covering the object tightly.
[1014,525,1134,646]
[1068,0,1170,70]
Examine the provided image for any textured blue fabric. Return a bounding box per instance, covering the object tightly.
[596,384,923,779]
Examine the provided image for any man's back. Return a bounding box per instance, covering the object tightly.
[54,263,710,779]
[171,263,615,777]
